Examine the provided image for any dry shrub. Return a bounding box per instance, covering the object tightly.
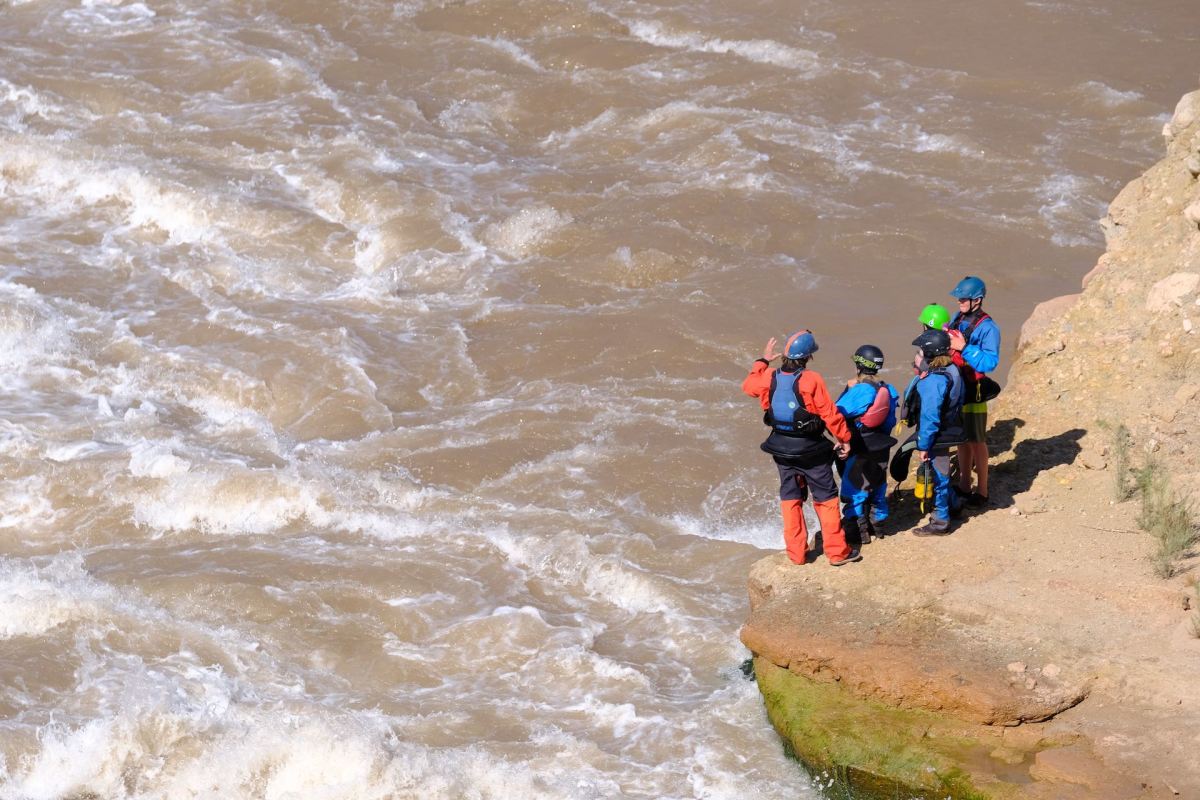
[1135,458,1198,579]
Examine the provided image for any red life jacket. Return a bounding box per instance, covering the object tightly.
[949,311,992,386]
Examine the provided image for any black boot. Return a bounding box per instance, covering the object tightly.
[913,517,952,536]
[844,515,872,546]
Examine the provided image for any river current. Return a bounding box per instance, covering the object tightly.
[0,0,1195,797]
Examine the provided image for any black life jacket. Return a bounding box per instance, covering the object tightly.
[760,369,829,462]
[903,365,965,449]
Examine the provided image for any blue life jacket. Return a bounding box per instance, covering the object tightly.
[766,370,823,436]
[760,369,830,463]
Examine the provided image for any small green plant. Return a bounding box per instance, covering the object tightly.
[1105,421,1133,501]
[1134,457,1198,579]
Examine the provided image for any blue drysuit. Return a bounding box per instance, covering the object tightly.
[911,368,964,522]
[837,381,899,523]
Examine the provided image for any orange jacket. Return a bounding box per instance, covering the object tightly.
[742,360,851,444]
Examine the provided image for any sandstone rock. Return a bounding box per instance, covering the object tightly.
[1030,744,1147,798]
[1146,272,1200,312]
[1018,293,1080,351]
[1187,154,1200,178]
[1023,337,1066,364]
[1042,663,1062,678]
[1186,202,1200,229]
[1007,661,1027,673]
[1081,255,1108,288]
[741,572,1089,726]
[1166,89,1200,142]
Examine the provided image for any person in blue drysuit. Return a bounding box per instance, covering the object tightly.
[905,329,965,536]
[836,345,899,545]
[946,276,1001,508]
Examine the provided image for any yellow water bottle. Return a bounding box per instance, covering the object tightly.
[915,461,933,514]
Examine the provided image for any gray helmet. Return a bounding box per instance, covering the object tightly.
[911,329,951,358]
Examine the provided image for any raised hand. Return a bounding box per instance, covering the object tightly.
[762,337,781,361]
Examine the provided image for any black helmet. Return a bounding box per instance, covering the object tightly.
[912,329,951,358]
[852,345,884,373]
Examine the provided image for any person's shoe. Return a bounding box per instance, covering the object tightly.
[829,549,863,566]
[965,492,989,508]
[849,516,872,546]
[913,518,952,536]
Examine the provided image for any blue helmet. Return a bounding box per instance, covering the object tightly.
[784,329,818,359]
[950,276,986,300]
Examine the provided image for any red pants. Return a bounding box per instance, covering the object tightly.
[779,497,851,564]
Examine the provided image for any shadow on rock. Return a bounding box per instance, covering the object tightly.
[987,417,1026,458]
[988,426,1086,509]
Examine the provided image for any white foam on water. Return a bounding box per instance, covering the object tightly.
[910,130,976,156]
[0,79,61,126]
[487,527,679,615]
[1036,172,1104,247]
[0,554,112,639]
[62,0,157,34]
[128,442,191,478]
[0,141,214,245]
[1077,80,1143,108]
[483,205,573,259]
[563,695,668,739]
[2,706,610,799]
[128,468,319,536]
[625,19,822,73]
[474,37,545,72]
[540,108,621,148]
[0,280,74,370]
[0,474,61,533]
[670,513,781,551]
[384,591,455,608]
[43,440,122,462]
[540,643,652,689]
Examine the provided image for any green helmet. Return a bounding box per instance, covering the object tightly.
[918,303,950,331]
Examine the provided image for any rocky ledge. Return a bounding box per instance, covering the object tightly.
[742,84,1200,800]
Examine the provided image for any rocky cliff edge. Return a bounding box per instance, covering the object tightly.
[741,83,1200,800]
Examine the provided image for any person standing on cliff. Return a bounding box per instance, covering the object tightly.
[906,329,965,535]
[947,277,1001,508]
[742,330,861,566]
[835,345,899,545]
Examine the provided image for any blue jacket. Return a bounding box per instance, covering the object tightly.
[952,313,1001,376]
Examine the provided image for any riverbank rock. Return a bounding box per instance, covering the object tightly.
[741,81,1200,799]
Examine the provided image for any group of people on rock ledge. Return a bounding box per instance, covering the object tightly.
[742,276,1001,566]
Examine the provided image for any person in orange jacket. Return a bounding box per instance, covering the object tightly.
[742,329,861,566]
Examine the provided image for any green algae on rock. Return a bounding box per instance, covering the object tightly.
[756,658,1017,800]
